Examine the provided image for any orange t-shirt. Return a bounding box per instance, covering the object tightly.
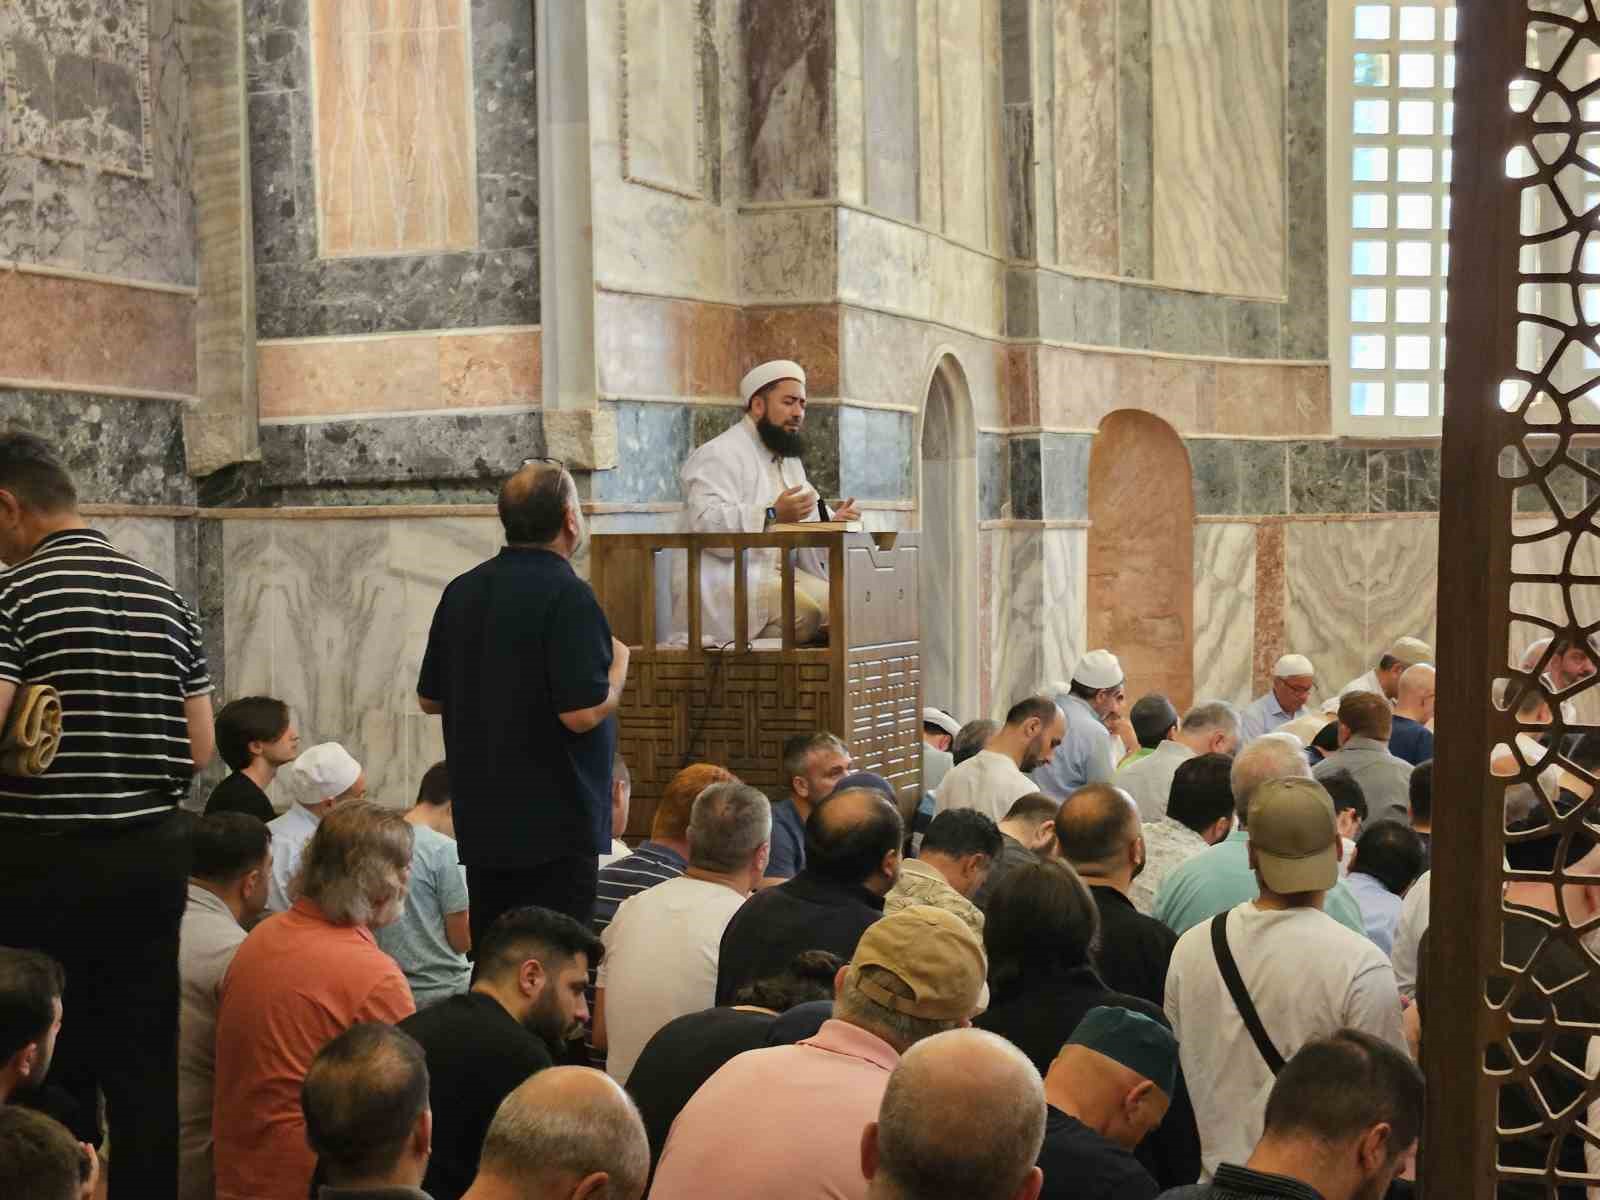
[212,898,415,1200]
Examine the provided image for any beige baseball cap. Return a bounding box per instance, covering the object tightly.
[847,906,987,1021]
[1386,637,1434,667]
[1248,777,1340,894]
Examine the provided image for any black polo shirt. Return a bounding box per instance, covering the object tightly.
[204,771,274,822]
[418,546,616,869]
[714,869,884,1004]
[1087,883,1178,1007]
[0,528,211,827]
[1037,1107,1159,1200]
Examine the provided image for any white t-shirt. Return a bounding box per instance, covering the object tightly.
[934,750,1037,823]
[1165,901,1408,1179]
[597,875,749,1085]
[1391,871,1431,999]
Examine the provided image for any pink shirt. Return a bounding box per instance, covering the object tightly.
[650,1019,900,1200]
[212,898,415,1200]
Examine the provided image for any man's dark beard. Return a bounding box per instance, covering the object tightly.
[756,413,807,458]
[523,993,577,1048]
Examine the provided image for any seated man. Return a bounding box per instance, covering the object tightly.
[921,707,961,794]
[1342,821,1426,956]
[937,697,1066,823]
[973,792,1061,909]
[1387,665,1435,766]
[214,802,416,1200]
[301,1023,432,1199]
[861,1028,1046,1200]
[680,359,859,645]
[652,907,988,1200]
[1163,1030,1421,1200]
[883,808,999,937]
[206,696,300,821]
[0,947,63,1105]
[1037,1007,1178,1200]
[266,742,367,912]
[402,906,601,1200]
[599,754,632,867]
[766,733,851,884]
[716,786,902,1004]
[594,783,771,1084]
[1236,655,1316,744]
[462,1069,648,1200]
[375,761,473,1009]
[0,1105,96,1200]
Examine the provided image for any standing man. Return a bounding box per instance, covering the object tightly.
[1236,655,1316,744]
[764,732,851,885]
[1033,652,1126,798]
[0,432,215,1198]
[419,461,630,935]
[681,360,859,645]
[206,697,299,821]
[1114,702,1240,821]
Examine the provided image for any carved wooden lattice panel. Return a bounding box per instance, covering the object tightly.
[844,644,923,802]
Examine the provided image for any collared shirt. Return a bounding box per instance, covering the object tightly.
[1312,736,1414,827]
[715,869,884,1005]
[1032,692,1117,798]
[1391,870,1430,998]
[179,884,246,1200]
[214,899,414,1200]
[935,749,1038,822]
[1151,829,1368,940]
[1235,691,1305,745]
[1160,1161,1326,1200]
[884,857,985,937]
[650,1019,899,1200]
[1131,818,1212,915]
[1115,740,1197,821]
[1342,870,1404,956]
[0,528,212,826]
[598,837,631,868]
[265,802,321,913]
[766,796,808,879]
[973,833,1040,909]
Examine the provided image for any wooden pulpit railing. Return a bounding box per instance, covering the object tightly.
[590,529,923,839]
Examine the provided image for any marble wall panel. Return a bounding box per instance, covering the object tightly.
[594,402,692,503]
[739,305,841,395]
[1193,522,1257,705]
[97,516,181,587]
[738,208,837,304]
[835,0,865,206]
[1281,0,1328,361]
[1288,442,1368,515]
[839,407,916,500]
[979,432,1010,520]
[1185,439,1288,517]
[257,410,545,490]
[937,0,994,251]
[837,305,1005,428]
[1009,437,1043,521]
[621,0,703,196]
[743,0,832,200]
[1041,434,1092,520]
[861,0,919,222]
[1040,527,1087,688]
[1003,102,1036,262]
[1053,0,1118,274]
[1284,520,1368,709]
[1151,0,1286,299]
[1118,0,1154,279]
[0,389,194,504]
[597,294,743,400]
[985,526,1047,711]
[1364,517,1439,656]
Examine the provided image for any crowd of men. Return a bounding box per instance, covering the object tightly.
[0,429,1585,1200]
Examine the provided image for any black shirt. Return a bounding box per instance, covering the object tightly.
[1038,1107,1159,1200]
[715,869,884,1004]
[205,771,274,822]
[0,529,211,827]
[626,1007,777,1167]
[1387,715,1434,766]
[977,964,1201,1189]
[417,547,616,868]
[399,991,554,1200]
[1089,884,1178,1007]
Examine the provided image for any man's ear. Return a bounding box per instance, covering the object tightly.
[521,956,547,999]
[1356,1123,1393,1173]
[881,847,901,879]
[1125,1078,1156,1116]
[412,1108,433,1161]
[860,1122,882,1181]
[572,1171,612,1199]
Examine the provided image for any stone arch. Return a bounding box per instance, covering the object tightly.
[918,351,980,720]
[1086,410,1196,709]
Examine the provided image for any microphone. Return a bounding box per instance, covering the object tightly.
[816,495,831,522]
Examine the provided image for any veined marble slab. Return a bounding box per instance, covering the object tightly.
[1193,522,1256,705]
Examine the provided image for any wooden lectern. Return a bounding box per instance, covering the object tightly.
[590,529,923,839]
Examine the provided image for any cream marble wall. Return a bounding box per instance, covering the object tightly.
[99,516,181,588]
[1053,0,1119,274]
[835,209,1007,339]
[1041,528,1088,687]
[838,307,1006,427]
[1193,522,1257,705]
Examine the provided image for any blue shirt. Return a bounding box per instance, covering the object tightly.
[374,823,471,1008]
[1342,870,1403,956]
[1236,691,1305,744]
[1031,693,1117,798]
[1387,715,1434,766]
[765,798,807,880]
[1151,829,1368,940]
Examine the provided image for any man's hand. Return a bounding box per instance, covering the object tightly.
[773,484,817,524]
[831,497,861,522]
[609,637,631,685]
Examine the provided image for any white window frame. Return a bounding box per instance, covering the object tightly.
[1329,1,1458,436]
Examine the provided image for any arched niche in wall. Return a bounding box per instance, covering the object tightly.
[1086,410,1196,710]
[919,353,980,721]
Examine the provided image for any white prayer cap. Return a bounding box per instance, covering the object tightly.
[1386,637,1434,667]
[922,707,961,738]
[1072,650,1124,690]
[739,359,806,407]
[292,742,362,800]
[1274,654,1315,678]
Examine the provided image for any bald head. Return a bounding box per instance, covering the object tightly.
[498,462,581,550]
[807,787,904,891]
[1230,732,1312,826]
[1054,785,1140,876]
[1396,664,1435,725]
[866,1029,1045,1200]
[468,1067,648,1200]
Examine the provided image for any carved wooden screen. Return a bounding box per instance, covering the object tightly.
[1433,3,1600,1194]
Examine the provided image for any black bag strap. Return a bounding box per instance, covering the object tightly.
[1210,911,1286,1075]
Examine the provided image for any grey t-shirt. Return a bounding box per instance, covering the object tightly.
[376,822,471,1008]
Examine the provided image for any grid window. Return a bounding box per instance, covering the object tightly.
[1331,0,1456,434]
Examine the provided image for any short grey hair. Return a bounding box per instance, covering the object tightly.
[1229,732,1312,825]
[1182,700,1241,739]
[479,1068,649,1200]
[834,964,963,1054]
[290,800,414,926]
[687,782,773,873]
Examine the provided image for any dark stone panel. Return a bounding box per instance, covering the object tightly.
[0,390,194,505]
[472,0,538,251]
[1282,0,1329,361]
[1041,433,1091,521]
[1003,105,1036,263]
[839,407,915,501]
[743,0,833,200]
[1288,441,1368,514]
[595,402,691,503]
[1225,300,1284,360]
[1117,0,1153,279]
[692,405,746,449]
[1001,0,1033,105]
[245,21,307,94]
[1072,276,1122,346]
[979,432,1010,521]
[1009,436,1043,521]
[1238,442,1288,515]
[1185,439,1241,516]
[1117,285,1153,350]
[1145,290,1228,356]
[797,403,841,500]
[194,517,225,701]
[1406,447,1440,512]
[257,411,545,488]
[1006,265,1040,339]
[248,89,309,265]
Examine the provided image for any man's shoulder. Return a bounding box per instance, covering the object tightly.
[684,420,755,467]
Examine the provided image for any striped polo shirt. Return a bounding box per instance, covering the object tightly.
[0,528,212,827]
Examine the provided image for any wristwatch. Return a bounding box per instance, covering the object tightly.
[764,505,778,529]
